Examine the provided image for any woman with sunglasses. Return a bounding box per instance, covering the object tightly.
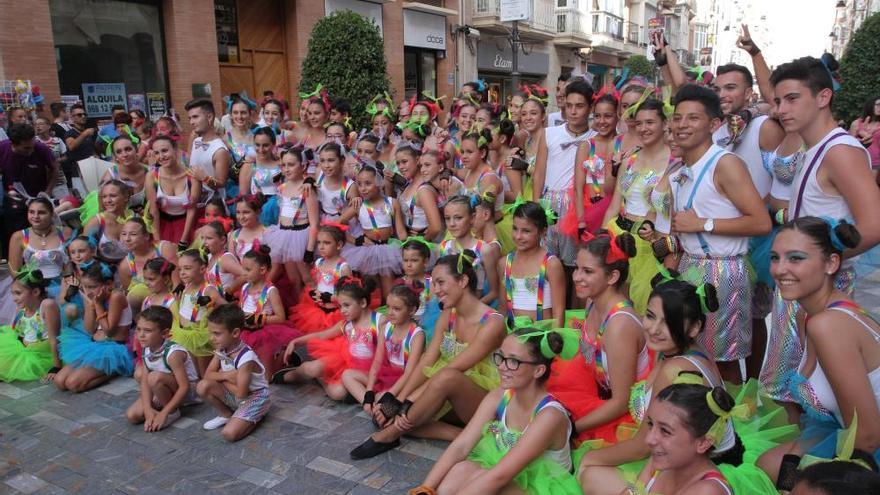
[408,325,581,495]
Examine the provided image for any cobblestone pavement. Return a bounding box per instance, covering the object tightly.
[0,379,444,494]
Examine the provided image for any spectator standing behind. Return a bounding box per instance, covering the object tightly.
[849,97,880,173]
[0,123,59,257]
[34,117,69,200]
[63,103,96,183]
[547,74,570,127]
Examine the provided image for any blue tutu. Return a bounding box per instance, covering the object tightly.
[749,228,777,288]
[259,194,280,226]
[59,321,134,377]
[46,277,62,299]
[419,297,442,343]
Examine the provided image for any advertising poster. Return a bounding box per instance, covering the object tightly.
[82,83,127,117]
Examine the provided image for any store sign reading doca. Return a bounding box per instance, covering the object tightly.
[403,10,446,50]
[476,42,550,75]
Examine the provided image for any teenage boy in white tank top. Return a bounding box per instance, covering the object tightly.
[669,84,771,384]
[187,99,232,208]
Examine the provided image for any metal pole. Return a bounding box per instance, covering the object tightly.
[511,20,521,90]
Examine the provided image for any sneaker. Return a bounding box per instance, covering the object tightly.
[161,409,181,429]
[203,416,230,430]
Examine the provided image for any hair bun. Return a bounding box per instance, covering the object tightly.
[546,331,564,355]
[258,244,272,255]
[615,231,638,258]
[834,219,861,250]
[650,269,682,288]
[710,386,735,414]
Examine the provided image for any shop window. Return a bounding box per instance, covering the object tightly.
[49,0,168,108]
[215,0,240,63]
[404,48,437,99]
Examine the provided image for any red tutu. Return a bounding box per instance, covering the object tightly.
[241,322,301,377]
[559,187,613,239]
[373,362,404,393]
[159,212,188,244]
[306,336,373,384]
[546,356,633,445]
[289,291,342,334]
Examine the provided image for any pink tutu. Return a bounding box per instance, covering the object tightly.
[241,322,301,377]
[373,362,404,393]
[342,244,402,276]
[306,337,373,384]
[289,290,342,334]
[262,225,310,263]
[559,187,613,239]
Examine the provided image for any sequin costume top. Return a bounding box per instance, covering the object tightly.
[21,228,67,279]
[230,228,262,259]
[485,389,573,471]
[224,130,255,164]
[580,138,619,198]
[312,258,349,294]
[579,301,650,393]
[277,183,308,223]
[618,152,662,218]
[317,173,352,220]
[769,146,805,201]
[178,283,211,327]
[439,308,502,361]
[464,170,504,213]
[240,283,277,315]
[383,321,424,368]
[12,308,47,344]
[344,312,380,362]
[250,163,282,196]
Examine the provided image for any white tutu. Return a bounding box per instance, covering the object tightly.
[342,244,403,276]
[262,225,310,263]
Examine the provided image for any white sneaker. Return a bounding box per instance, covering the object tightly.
[161,409,181,429]
[203,415,230,430]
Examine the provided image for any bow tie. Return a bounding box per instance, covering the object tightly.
[194,141,210,151]
[674,167,693,186]
[560,133,591,151]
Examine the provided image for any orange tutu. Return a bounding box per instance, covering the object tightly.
[289,291,343,334]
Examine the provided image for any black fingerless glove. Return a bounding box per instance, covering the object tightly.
[64,284,80,303]
[244,314,256,327]
[173,283,185,296]
[654,49,668,67]
[392,173,409,189]
[378,393,403,419]
[776,454,801,491]
[363,390,376,406]
[319,292,333,304]
[611,160,622,178]
[355,236,365,247]
[177,240,189,251]
[196,295,212,306]
[303,177,316,188]
[303,250,315,263]
[399,399,414,417]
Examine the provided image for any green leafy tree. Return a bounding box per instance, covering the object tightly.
[834,12,880,125]
[299,10,390,130]
[623,55,654,81]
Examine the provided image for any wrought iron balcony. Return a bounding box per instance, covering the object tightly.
[473,0,557,39]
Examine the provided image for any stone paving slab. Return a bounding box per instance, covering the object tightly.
[0,379,443,494]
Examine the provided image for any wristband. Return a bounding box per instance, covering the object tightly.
[654,50,668,67]
[363,390,376,405]
[774,208,787,226]
[303,250,315,263]
[748,47,761,56]
[400,399,414,417]
[255,314,265,329]
[776,454,801,491]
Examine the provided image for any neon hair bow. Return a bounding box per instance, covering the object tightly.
[14,262,41,285]
[516,321,581,360]
[298,83,325,101]
[502,195,529,215]
[661,86,675,120]
[614,67,632,90]
[820,216,849,252]
[704,391,752,448]
[199,214,234,233]
[474,79,487,92]
[820,53,843,92]
[580,230,630,264]
[340,275,364,288]
[420,91,446,111]
[224,91,258,114]
[622,86,656,120]
[593,85,621,104]
[521,84,549,106]
[456,251,475,274]
[401,236,437,252]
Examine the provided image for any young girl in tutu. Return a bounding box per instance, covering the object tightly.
[342,283,425,412]
[141,257,177,311]
[397,237,441,339]
[289,224,352,332]
[278,277,383,400]
[201,220,244,299]
[0,268,62,382]
[172,249,225,376]
[395,144,443,241]
[316,142,358,227]
[55,262,134,392]
[439,195,500,305]
[563,92,620,238]
[546,230,649,444]
[119,217,176,315]
[229,195,266,260]
[262,145,320,297]
[409,326,581,495]
[499,200,567,328]
[59,235,97,322]
[237,245,300,378]
[341,165,404,299]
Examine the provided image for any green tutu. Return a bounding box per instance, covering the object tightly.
[468,421,582,495]
[424,354,499,419]
[79,190,101,227]
[0,328,53,382]
[606,220,657,315]
[171,319,213,357]
[495,212,515,255]
[127,282,150,301]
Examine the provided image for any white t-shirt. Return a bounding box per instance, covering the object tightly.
[547,111,565,127]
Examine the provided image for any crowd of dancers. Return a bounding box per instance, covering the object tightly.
[1,28,880,495]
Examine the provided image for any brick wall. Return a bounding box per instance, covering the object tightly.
[0,0,62,110]
[161,0,222,132]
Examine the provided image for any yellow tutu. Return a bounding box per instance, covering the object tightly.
[171,318,213,357]
[127,282,150,301]
[423,353,499,419]
[495,212,515,254]
[606,220,657,315]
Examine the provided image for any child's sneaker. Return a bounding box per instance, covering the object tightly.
[203,416,230,430]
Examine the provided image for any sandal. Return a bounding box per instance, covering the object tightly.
[270,353,302,384]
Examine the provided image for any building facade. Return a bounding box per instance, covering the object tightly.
[831,0,880,59]
[0,0,465,128]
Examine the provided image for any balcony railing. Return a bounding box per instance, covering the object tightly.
[473,0,557,35]
[556,8,590,38]
[626,21,643,45]
[592,11,624,40]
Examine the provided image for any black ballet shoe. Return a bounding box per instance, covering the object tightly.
[270,354,302,384]
[350,437,400,460]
